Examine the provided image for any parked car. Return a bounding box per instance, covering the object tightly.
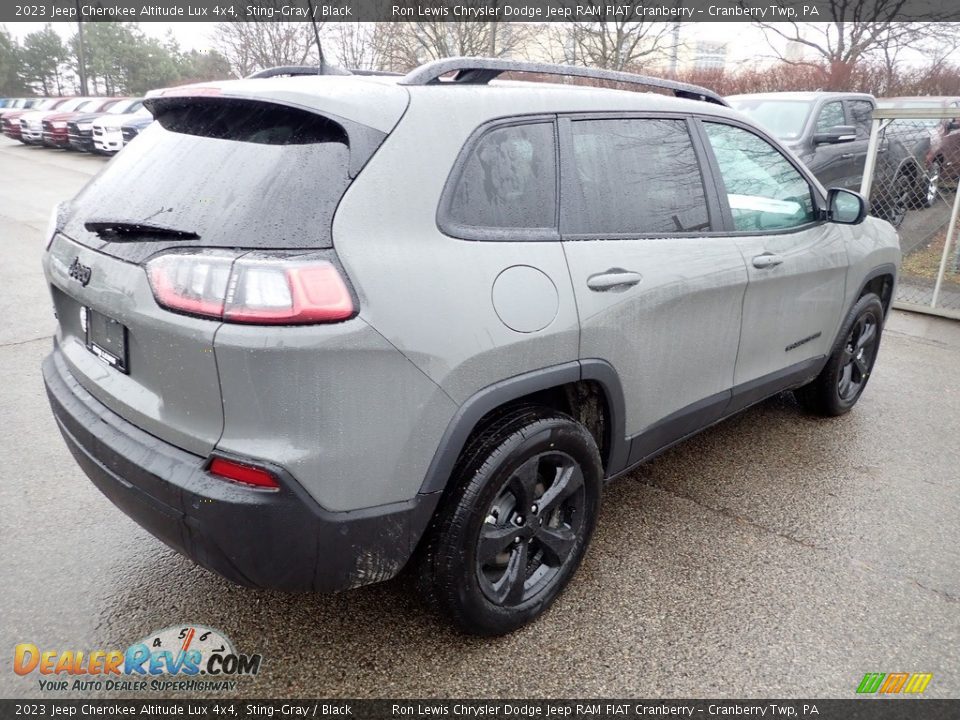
[121,114,153,145]
[42,59,899,635]
[728,91,932,226]
[880,96,960,186]
[20,98,95,145]
[92,106,151,153]
[0,97,41,118]
[68,98,143,152]
[42,98,120,149]
[3,98,61,141]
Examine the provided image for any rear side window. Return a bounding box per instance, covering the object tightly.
[566,118,710,235]
[64,99,384,253]
[442,122,557,238]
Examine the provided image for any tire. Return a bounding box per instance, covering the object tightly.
[417,406,602,636]
[920,158,942,208]
[795,293,885,417]
[876,171,911,227]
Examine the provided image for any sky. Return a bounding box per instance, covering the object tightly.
[3,21,955,69]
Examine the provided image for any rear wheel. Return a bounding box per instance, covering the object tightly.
[921,158,942,208]
[795,293,884,416]
[417,407,601,636]
[877,171,912,226]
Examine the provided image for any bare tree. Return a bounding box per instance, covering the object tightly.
[754,1,960,88]
[324,23,386,71]
[375,19,535,72]
[534,12,680,71]
[213,7,322,77]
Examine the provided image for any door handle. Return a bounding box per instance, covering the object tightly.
[586,269,643,292]
[840,153,855,159]
[752,253,784,269]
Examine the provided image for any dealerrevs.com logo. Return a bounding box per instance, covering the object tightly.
[14,625,262,693]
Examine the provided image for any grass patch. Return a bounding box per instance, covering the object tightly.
[902,227,960,283]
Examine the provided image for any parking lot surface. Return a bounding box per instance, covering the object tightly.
[1,136,958,699]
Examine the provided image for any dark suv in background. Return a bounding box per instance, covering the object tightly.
[729,91,934,225]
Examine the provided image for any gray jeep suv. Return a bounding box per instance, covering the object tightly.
[41,58,900,635]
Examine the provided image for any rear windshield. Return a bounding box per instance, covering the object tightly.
[64,99,384,253]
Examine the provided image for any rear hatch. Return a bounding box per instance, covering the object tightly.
[45,83,407,456]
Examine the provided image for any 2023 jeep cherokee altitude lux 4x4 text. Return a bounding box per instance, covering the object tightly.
[42,59,900,635]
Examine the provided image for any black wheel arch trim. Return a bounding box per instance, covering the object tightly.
[418,359,629,496]
[822,263,896,365]
[853,263,898,320]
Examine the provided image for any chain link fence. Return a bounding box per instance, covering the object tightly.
[862,107,960,320]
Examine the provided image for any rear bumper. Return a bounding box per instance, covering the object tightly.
[42,345,438,592]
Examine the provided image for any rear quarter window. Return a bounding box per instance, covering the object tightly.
[440,121,558,241]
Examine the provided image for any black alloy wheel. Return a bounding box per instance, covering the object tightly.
[417,406,601,635]
[837,314,879,402]
[476,451,586,607]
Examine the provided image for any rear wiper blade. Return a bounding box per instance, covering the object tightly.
[84,221,200,241]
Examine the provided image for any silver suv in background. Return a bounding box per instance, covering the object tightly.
[42,59,900,635]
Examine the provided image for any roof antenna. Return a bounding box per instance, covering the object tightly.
[306,0,325,74]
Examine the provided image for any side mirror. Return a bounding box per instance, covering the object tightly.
[827,188,867,225]
[814,125,857,144]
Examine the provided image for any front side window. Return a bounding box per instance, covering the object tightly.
[816,101,845,132]
[445,122,557,234]
[566,118,710,235]
[704,122,816,232]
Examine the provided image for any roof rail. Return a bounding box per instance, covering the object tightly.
[348,69,403,77]
[399,57,728,107]
[246,65,351,79]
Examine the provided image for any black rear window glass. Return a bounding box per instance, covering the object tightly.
[444,122,557,235]
[567,118,710,235]
[65,100,365,252]
[157,100,348,145]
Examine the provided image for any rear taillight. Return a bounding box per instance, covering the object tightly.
[146,252,355,325]
[208,458,280,490]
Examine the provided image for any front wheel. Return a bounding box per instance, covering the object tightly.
[795,293,885,416]
[417,407,602,636]
[876,172,911,227]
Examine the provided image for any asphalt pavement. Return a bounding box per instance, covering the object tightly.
[1,136,958,699]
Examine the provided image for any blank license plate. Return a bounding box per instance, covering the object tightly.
[85,307,128,373]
